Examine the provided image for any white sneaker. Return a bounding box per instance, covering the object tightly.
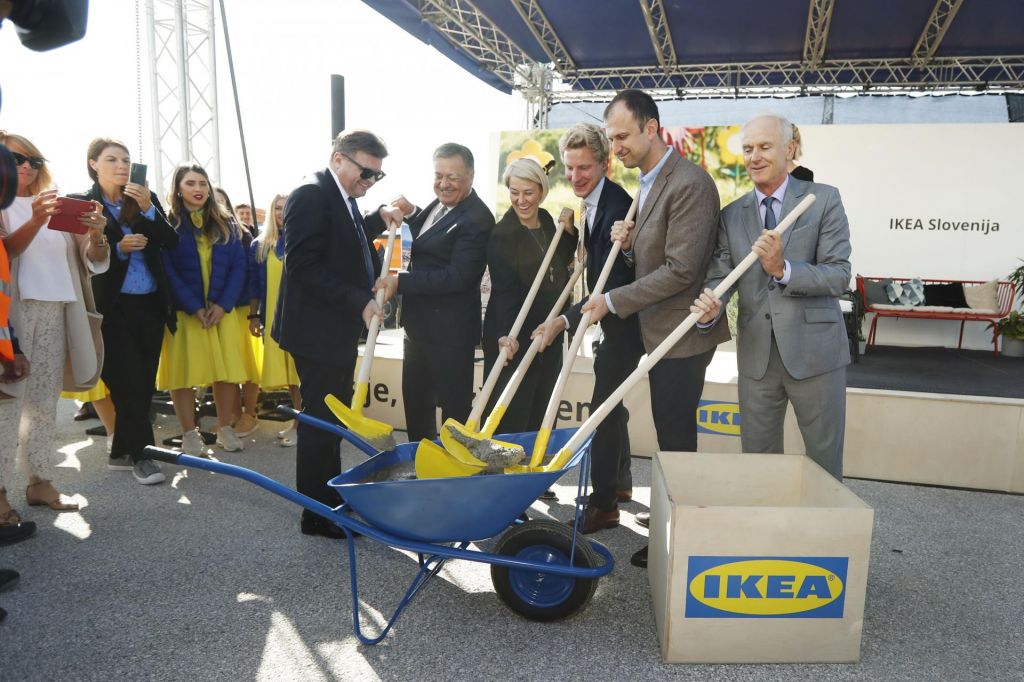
[106,436,113,454]
[276,420,295,439]
[216,425,244,452]
[181,429,211,457]
[279,425,297,447]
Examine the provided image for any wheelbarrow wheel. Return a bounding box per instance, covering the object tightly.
[491,519,600,622]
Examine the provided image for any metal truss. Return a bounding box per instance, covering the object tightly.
[912,0,965,66]
[145,0,220,197]
[551,56,1024,101]
[802,0,835,68]
[509,0,575,73]
[411,0,541,92]
[638,0,677,72]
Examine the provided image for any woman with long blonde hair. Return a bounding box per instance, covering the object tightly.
[247,193,301,445]
[156,163,256,455]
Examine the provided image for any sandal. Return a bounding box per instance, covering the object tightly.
[26,478,80,511]
[0,488,22,526]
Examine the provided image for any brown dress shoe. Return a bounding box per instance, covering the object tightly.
[568,505,620,534]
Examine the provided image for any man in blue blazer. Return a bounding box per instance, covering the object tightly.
[533,122,644,533]
[692,114,852,479]
[371,143,493,442]
[273,130,391,538]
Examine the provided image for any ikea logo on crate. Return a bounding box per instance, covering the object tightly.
[684,556,849,618]
[696,400,741,436]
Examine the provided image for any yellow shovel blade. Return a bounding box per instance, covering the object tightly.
[414,439,485,479]
[325,393,395,447]
[504,447,574,474]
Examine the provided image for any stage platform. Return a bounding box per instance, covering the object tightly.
[360,331,1024,493]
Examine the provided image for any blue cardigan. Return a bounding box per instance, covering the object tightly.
[247,238,285,324]
[162,215,247,314]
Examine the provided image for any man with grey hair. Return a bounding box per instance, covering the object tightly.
[532,122,643,533]
[274,129,396,539]
[691,113,852,479]
[371,143,493,442]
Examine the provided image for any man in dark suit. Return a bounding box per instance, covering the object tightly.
[692,114,851,480]
[273,129,395,538]
[532,122,644,533]
[371,143,493,442]
[584,90,729,567]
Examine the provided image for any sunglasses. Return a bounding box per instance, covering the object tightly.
[12,152,46,170]
[340,153,386,182]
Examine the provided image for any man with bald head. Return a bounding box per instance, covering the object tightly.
[691,114,852,479]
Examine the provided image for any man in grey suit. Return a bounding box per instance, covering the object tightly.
[582,89,729,567]
[692,113,851,479]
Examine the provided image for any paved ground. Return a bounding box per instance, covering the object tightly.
[1,400,1022,681]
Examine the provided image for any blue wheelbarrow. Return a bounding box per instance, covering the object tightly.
[144,410,613,645]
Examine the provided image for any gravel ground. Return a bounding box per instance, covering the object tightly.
[0,400,1021,681]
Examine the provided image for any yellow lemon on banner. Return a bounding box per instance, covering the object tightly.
[717,126,743,165]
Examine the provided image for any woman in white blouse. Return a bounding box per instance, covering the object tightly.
[0,132,109,523]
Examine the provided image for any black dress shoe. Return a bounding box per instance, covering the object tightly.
[635,511,650,528]
[538,488,557,501]
[73,402,97,421]
[0,569,19,592]
[0,522,36,547]
[630,545,648,568]
[300,512,357,539]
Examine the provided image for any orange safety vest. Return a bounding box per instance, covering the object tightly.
[0,240,12,361]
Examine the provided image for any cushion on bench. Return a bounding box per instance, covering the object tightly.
[963,280,999,311]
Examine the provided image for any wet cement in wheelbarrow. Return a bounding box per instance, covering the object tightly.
[358,430,526,482]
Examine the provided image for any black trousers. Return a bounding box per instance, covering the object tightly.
[588,321,645,511]
[100,293,165,463]
[402,337,474,442]
[293,352,355,507]
[648,348,716,452]
[482,330,564,434]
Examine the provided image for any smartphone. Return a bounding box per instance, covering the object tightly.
[129,162,147,186]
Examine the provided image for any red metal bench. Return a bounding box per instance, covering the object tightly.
[856,276,1016,356]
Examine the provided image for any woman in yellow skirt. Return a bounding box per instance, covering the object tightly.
[157,164,256,455]
[247,193,301,446]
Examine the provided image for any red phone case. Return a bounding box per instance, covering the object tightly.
[47,197,95,234]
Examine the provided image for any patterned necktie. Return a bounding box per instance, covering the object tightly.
[348,197,375,288]
[431,205,449,227]
[762,196,778,230]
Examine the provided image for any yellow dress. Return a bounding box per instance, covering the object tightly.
[62,378,109,403]
[156,233,258,390]
[257,249,299,389]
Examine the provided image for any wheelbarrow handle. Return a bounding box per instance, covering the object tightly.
[275,405,382,457]
[145,446,182,465]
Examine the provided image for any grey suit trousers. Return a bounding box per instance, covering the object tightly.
[738,336,846,479]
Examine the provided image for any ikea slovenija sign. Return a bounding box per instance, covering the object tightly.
[685,556,849,618]
[696,400,741,437]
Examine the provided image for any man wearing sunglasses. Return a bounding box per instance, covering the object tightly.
[368,143,494,443]
[272,129,399,539]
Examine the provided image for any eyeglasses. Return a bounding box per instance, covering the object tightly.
[12,152,46,170]
[340,153,386,182]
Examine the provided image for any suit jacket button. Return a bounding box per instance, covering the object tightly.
[768,282,776,291]
[764,313,771,319]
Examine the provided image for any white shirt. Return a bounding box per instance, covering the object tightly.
[328,167,358,223]
[417,201,451,239]
[582,177,605,233]
[3,196,76,302]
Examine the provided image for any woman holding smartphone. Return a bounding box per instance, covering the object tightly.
[68,137,179,485]
[157,163,254,455]
[0,131,109,519]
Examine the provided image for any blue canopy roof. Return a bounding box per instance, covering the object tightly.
[362,1,1024,96]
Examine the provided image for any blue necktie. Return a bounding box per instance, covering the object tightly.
[762,196,778,230]
[348,197,375,289]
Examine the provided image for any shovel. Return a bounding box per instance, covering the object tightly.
[528,193,817,474]
[416,258,586,480]
[326,216,400,451]
[416,208,573,478]
[526,192,640,467]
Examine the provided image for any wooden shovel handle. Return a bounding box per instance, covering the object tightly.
[561,193,817,456]
[356,219,399,386]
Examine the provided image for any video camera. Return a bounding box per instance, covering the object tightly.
[0,0,89,208]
